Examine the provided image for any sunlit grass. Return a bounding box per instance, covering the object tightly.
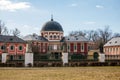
[0,67,120,80]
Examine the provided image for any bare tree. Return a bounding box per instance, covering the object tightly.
[113,33,120,37]
[0,20,4,34]
[86,30,99,41]
[12,28,20,36]
[69,30,86,36]
[0,20,9,35]
[98,26,112,44]
[2,27,9,35]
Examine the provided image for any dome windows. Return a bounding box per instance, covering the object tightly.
[40,18,64,41]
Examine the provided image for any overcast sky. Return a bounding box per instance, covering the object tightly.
[0,0,120,36]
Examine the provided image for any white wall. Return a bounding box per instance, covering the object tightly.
[99,53,105,62]
[2,53,8,63]
[25,53,33,67]
[62,52,68,65]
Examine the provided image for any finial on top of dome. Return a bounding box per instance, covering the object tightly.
[51,14,53,21]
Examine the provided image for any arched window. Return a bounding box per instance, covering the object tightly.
[54,35,56,39]
[58,36,59,39]
[10,45,14,50]
[93,52,99,60]
[19,46,23,50]
[1,45,5,50]
[50,35,52,39]
[45,35,47,38]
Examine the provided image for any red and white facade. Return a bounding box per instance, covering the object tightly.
[0,35,27,61]
[0,43,26,55]
[63,35,89,55]
[104,37,120,60]
[66,42,88,54]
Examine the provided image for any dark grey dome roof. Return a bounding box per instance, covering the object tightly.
[41,19,63,32]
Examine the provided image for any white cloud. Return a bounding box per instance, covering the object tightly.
[96,5,104,9]
[0,0,31,12]
[69,3,78,7]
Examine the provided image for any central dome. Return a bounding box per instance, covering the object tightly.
[41,18,63,32]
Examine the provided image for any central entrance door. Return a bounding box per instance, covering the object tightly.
[53,52,62,59]
[55,53,59,59]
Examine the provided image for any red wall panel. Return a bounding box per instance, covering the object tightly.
[84,43,88,54]
[70,43,74,53]
[77,43,81,53]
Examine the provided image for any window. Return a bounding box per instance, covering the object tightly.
[10,55,13,60]
[81,44,84,51]
[76,38,78,40]
[49,45,52,50]
[67,45,70,50]
[45,35,47,38]
[10,45,14,50]
[19,46,23,50]
[116,48,118,51]
[54,35,56,39]
[50,35,52,39]
[110,48,112,51]
[109,42,112,44]
[88,46,90,50]
[10,38,13,41]
[19,55,22,60]
[58,36,59,39]
[74,44,76,50]
[1,45,5,50]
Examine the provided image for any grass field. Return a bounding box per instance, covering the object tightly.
[0,67,120,80]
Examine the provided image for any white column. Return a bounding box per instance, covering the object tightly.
[62,52,68,65]
[25,53,33,67]
[2,53,8,63]
[99,53,105,62]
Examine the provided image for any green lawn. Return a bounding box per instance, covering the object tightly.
[0,67,120,80]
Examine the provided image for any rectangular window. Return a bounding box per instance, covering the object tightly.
[81,44,84,50]
[19,55,22,60]
[10,55,14,60]
[67,44,70,50]
[88,46,90,50]
[81,43,84,51]
[74,44,76,50]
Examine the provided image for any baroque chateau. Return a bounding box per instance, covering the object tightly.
[0,16,120,66]
[23,17,90,59]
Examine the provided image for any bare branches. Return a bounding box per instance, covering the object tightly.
[69,30,86,37]
[12,28,20,37]
[0,20,21,36]
[68,26,114,50]
[98,26,112,44]
[0,20,8,35]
